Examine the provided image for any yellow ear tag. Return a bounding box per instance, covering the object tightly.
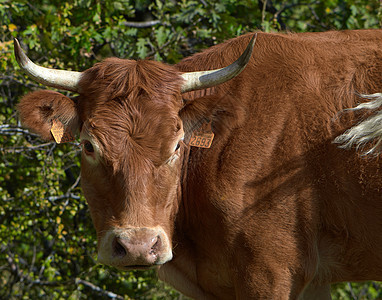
[189,121,214,148]
[51,119,74,144]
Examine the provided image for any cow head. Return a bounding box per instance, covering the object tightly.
[14,36,256,270]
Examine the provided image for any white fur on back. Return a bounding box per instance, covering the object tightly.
[334,93,382,155]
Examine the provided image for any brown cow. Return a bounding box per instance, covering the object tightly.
[15,30,382,299]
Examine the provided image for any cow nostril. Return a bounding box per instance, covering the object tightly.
[149,235,161,255]
[112,237,127,258]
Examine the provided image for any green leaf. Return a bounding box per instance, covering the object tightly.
[137,37,149,58]
[155,26,168,47]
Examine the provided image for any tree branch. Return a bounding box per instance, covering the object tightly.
[75,278,125,300]
[258,0,286,30]
[47,193,81,202]
[123,20,160,28]
[0,125,39,137]
[6,254,125,299]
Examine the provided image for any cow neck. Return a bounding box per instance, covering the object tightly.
[175,142,192,232]
[180,142,191,204]
[179,87,214,211]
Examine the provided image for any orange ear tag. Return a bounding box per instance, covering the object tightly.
[189,121,214,148]
[51,119,74,144]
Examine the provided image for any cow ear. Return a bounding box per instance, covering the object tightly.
[179,97,214,137]
[180,94,246,140]
[18,90,80,141]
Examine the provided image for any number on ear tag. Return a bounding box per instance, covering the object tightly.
[189,121,214,148]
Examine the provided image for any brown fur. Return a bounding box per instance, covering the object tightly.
[78,58,184,169]
[18,29,382,299]
[18,90,79,140]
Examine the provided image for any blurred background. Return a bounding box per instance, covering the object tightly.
[1,0,381,299]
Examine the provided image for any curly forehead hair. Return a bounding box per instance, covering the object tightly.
[77,58,185,173]
[79,57,184,106]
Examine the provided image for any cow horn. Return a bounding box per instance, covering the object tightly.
[180,33,257,93]
[14,38,82,92]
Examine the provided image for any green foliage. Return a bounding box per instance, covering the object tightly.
[0,0,381,298]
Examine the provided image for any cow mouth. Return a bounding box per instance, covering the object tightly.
[123,264,158,270]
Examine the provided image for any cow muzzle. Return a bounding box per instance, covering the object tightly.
[97,227,173,270]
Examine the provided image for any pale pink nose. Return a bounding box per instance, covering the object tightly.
[111,231,162,266]
[97,227,173,269]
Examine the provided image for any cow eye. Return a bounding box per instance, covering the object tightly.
[174,137,184,153]
[82,140,94,155]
